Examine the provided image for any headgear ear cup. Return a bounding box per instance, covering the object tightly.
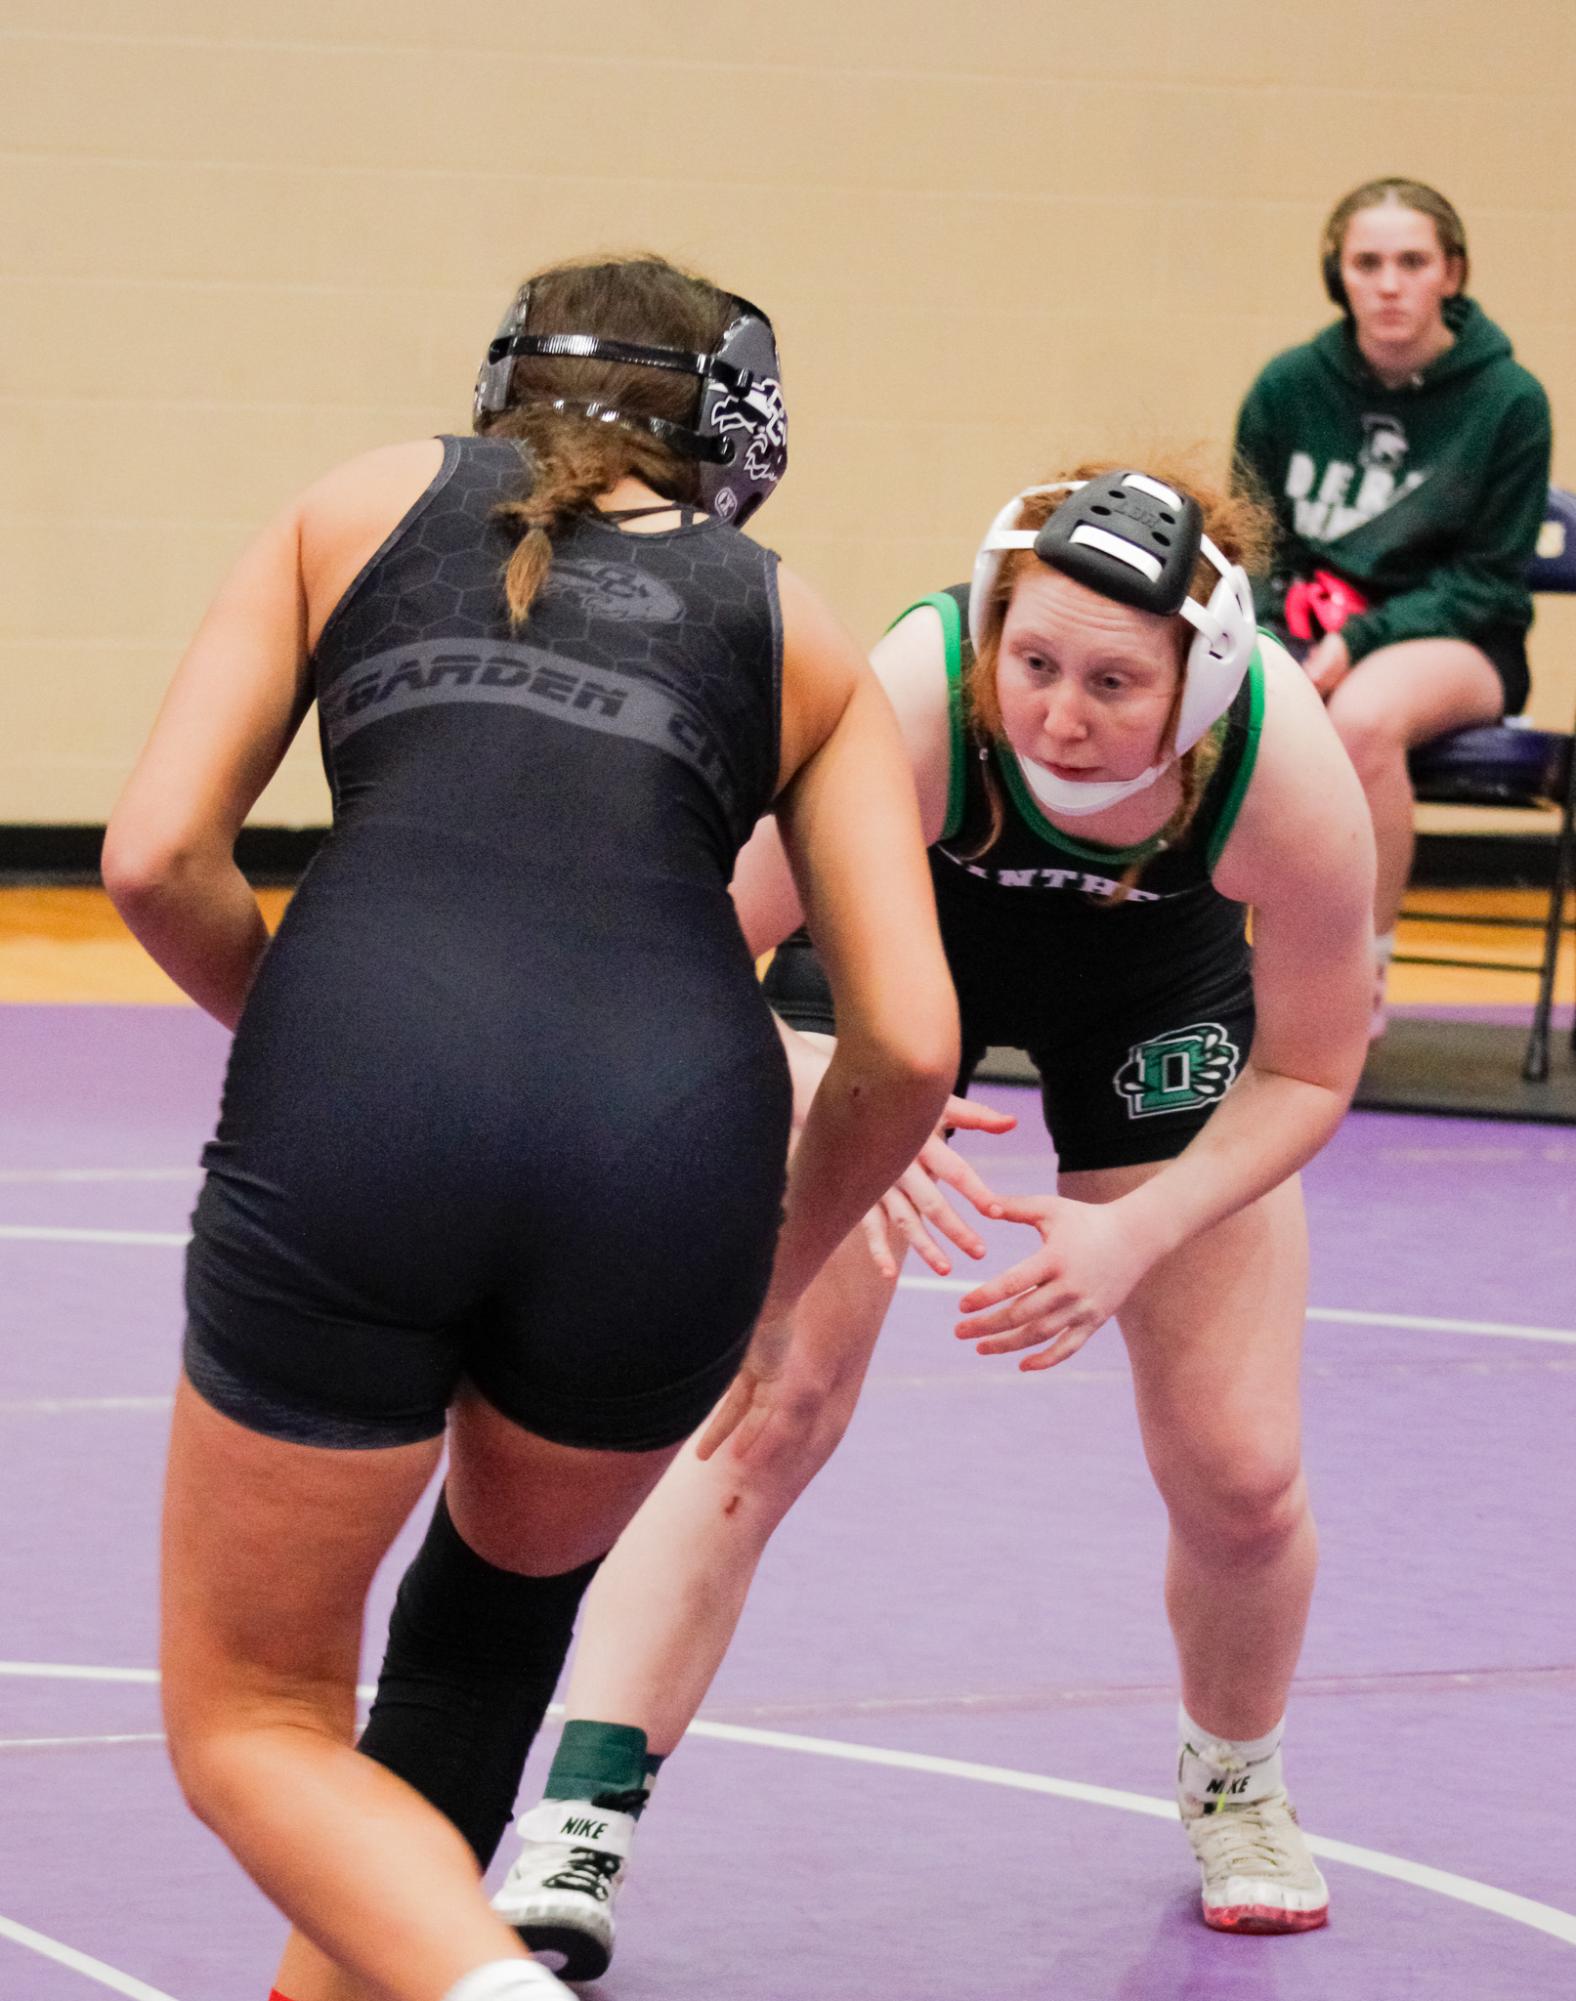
[694,297,788,525]
[967,484,1080,657]
[1174,547,1257,753]
[473,285,532,427]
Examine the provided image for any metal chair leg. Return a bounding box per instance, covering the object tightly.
[1524,765,1576,1083]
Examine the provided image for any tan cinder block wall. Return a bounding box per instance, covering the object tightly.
[4,1,1575,825]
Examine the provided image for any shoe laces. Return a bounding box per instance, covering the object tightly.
[542,1845,621,1902]
[1194,1796,1303,1881]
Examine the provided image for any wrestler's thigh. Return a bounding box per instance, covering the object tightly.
[1058,1163,1309,1468]
[161,1377,442,1736]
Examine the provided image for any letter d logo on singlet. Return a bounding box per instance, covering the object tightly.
[1114,1023,1241,1120]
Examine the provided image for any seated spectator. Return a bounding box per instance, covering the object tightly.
[1233,176,1552,1033]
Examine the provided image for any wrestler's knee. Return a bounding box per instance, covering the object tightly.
[1324,687,1408,785]
[164,1673,342,1833]
[746,1354,865,1498]
[1157,1440,1311,1563]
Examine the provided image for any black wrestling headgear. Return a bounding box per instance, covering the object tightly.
[473,286,787,525]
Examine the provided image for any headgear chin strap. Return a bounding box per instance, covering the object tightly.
[970,470,1256,814]
[473,284,787,526]
[1010,744,1172,818]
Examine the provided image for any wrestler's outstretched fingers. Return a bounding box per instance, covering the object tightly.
[968,1289,1101,1367]
[861,1130,1010,1280]
[861,1203,901,1282]
[955,1238,1067,1323]
[909,1160,985,1257]
[961,1278,1080,1349]
[957,1192,1155,1347]
[1018,1313,1102,1371]
[879,1178,957,1275]
[919,1135,1008,1237]
[938,1093,1018,1138]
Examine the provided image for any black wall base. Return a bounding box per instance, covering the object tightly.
[0,825,324,885]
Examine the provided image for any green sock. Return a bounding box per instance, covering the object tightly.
[545,1720,664,1817]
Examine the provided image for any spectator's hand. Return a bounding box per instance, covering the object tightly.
[1302,632,1351,698]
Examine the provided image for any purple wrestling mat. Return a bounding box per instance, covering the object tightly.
[3,1004,1575,2000]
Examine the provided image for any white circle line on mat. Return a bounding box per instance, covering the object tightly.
[684,1719,1576,1947]
[0,1912,179,2000]
[0,1397,174,1415]
[899,1275,1576,1346]
[3,1227,1573,1348]
[0,1665,1571,1949]
[0,1169,199,1184]
[0,1732,166,1750]
[0,1226,190,1247]
[0,1662,160,1684]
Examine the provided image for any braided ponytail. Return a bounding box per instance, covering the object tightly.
[493,411,687,626]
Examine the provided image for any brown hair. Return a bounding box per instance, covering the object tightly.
[477,254,738,625]
[963,462,1273,904]
[1321,179,1469,311]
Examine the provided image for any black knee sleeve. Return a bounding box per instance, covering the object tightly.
[357,1490,601,1866]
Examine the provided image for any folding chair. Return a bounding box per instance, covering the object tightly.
[1400,486,1576,1083]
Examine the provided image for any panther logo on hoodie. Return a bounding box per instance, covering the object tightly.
[1358,413,1409,474]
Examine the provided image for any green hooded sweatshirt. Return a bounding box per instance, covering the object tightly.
[1232,298,1551,674]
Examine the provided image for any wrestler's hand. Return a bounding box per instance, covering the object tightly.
[1302,632,1351,698]
[694,1309,797,1463]
[861,1096,1017,1280]
[951,1192,1156,1370]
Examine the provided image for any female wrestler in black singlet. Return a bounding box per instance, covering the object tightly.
[479,466,1376,1968]
[103,255,956,2001]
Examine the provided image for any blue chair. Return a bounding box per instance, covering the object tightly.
[1401,486,1576,1082]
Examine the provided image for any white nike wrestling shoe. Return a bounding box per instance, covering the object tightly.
[491,1798,637,1982]
[1181,1787,1330,1933]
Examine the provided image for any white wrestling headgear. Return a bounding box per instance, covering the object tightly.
[969,470,1257,815]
